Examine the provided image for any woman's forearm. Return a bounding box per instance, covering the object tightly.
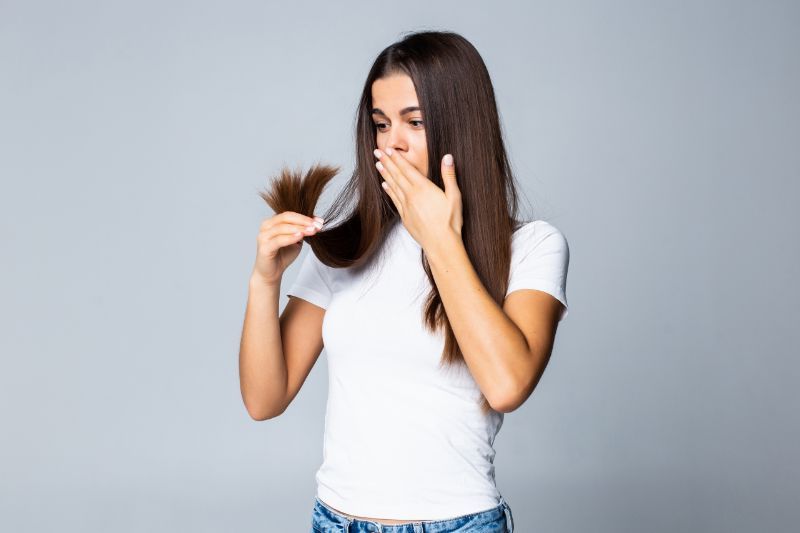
[238,275,287,420]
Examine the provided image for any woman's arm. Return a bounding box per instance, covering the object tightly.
[238,276,326,421]
[425,235,562,413]
[239,276,288,420]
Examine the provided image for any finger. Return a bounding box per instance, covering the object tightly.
[265,221,320,239]
[374,148,410,191]
[440,153,459,200]
[376,158,406,206]
[275,232,305,248]
[384,147,423,186]
[291,211,324,228]
[267,211,324,230]
[381,180,403,218]
[258,225,306,249]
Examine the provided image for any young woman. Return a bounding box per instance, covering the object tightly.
[240,30,569,532]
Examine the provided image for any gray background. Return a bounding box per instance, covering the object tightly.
[1,1,798,531]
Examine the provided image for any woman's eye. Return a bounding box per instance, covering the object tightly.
[374,120,424,131]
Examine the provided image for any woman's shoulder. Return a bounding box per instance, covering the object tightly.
[512,219,566,240]
[510,219,569,259]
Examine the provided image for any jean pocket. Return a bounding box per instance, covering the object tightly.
[311,512,344,533]
[312,521,338,533]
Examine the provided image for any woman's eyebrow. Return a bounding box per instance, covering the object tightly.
[371,106,421,117]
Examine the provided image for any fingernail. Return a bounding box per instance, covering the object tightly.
[305,225,315,232]
[314,216,324,224]
[312,220,323,229]
[444,154,453,166]
[385,147,394,156]
[373,149,382,159]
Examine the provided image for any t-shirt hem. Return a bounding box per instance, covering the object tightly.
[286,285,330,310]
[316,484,501,522]
[506,280,569,321]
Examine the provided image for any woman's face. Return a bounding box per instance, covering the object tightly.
[370,73,429,178]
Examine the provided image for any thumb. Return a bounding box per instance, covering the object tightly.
[441,153,459,200]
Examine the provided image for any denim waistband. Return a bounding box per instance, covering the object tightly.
[313,495,515,532]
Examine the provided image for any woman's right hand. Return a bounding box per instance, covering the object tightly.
[252,211,324,286]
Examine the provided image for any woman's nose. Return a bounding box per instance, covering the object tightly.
[385,138,406,152]
[385,132,406,152]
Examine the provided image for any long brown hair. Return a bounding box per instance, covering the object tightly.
[260,30,532,415]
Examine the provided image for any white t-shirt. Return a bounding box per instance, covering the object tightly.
[286,219,569,520]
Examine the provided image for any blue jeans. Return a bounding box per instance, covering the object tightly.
[310,496,515,532]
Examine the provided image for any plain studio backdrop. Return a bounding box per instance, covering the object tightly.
[1,1,797,532]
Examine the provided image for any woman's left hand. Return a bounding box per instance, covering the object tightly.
[374,148,463,249]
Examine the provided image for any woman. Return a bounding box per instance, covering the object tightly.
[240,30,569,532]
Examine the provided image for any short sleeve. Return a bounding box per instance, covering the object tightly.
[506,221,570,321]
[285,248,333,310]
